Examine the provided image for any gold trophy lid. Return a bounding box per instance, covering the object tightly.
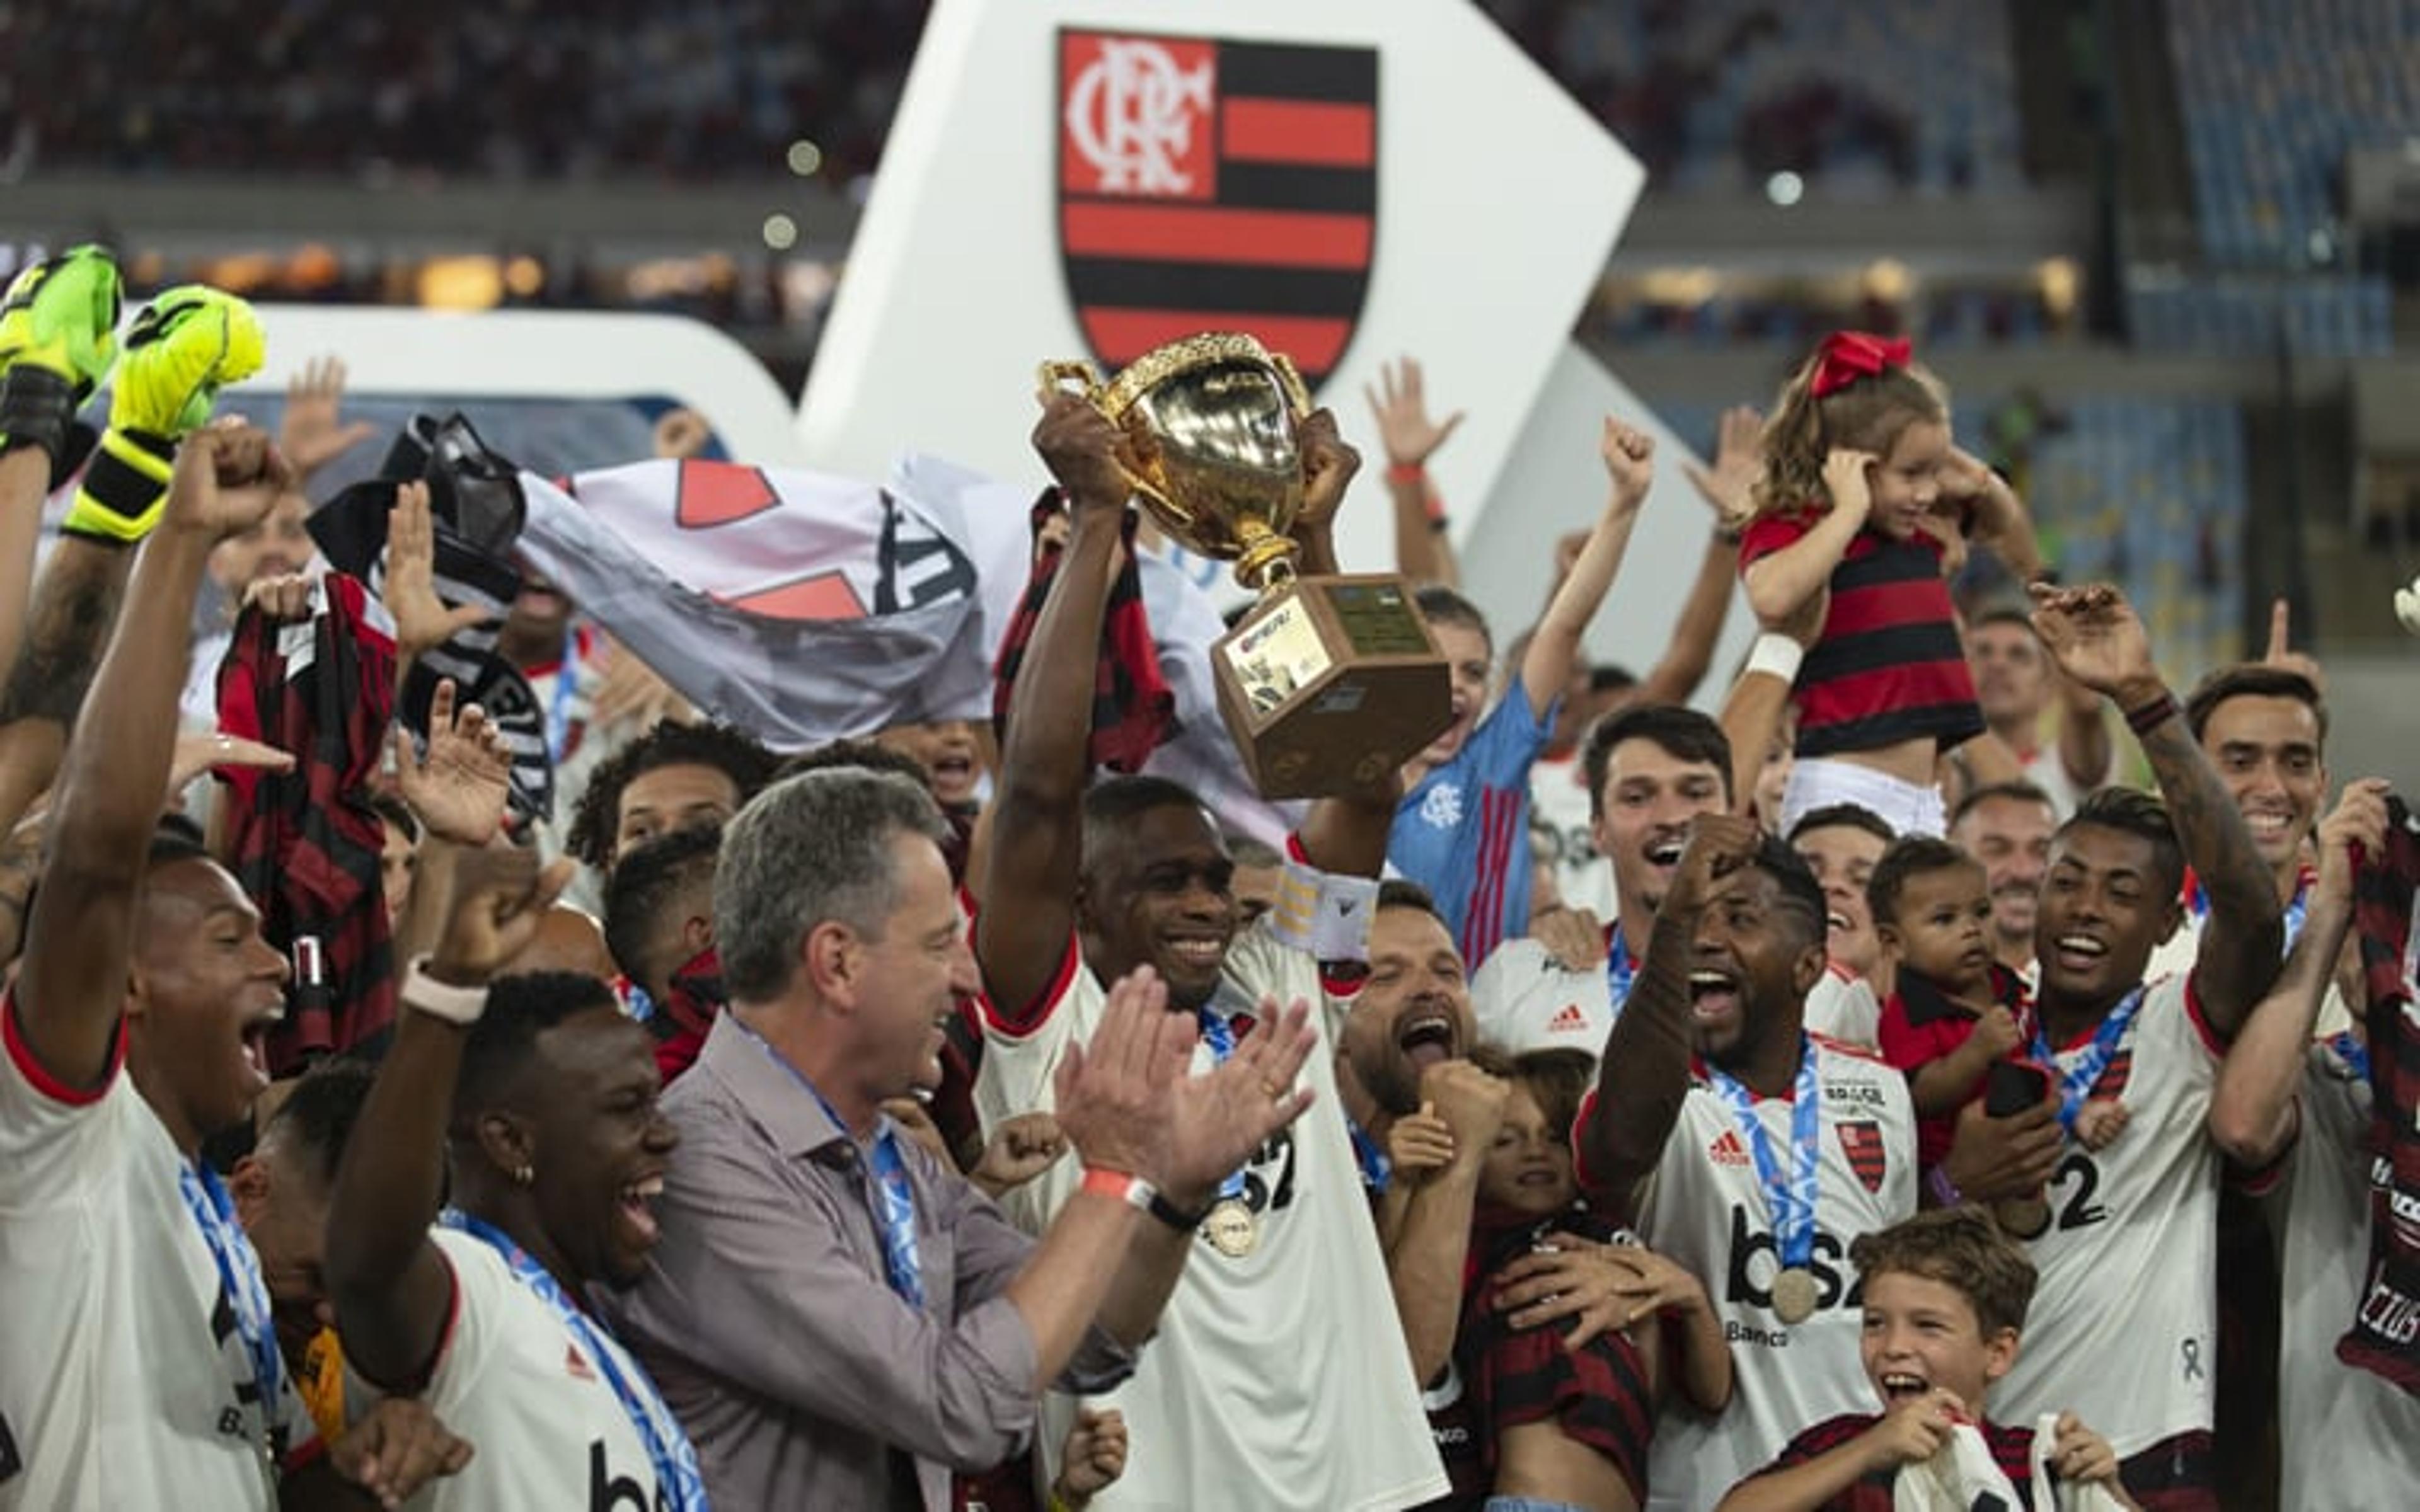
[1097,331,1312,421]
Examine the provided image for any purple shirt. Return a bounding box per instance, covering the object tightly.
[599,1011,1134,1511]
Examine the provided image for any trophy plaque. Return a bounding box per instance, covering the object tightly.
[1040,333,1452,798]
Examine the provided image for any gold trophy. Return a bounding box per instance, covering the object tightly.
[1040,333,1451,798]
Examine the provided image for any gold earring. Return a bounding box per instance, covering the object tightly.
[513,1163,535,1187]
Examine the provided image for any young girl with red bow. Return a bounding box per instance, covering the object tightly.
[1735,333,2044,838]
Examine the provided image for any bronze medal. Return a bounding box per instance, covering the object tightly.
[1202,1198,1260,1258]
[1771,1266,1821,1326]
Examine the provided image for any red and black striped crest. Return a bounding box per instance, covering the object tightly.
[1057,29,1377,385]
[1836,1120,1887,1194]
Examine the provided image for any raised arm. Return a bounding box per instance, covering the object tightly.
[973,394,1132,1014]
[0,246,122,677]
[1577,813,1763,1208]
[325,835,565,1389]
[0,535,135,845]
[2054,673,2113,790]
[1364,357,1460,587]
[2030,583,2284,1033]
[16,425,284,1090]
[1288,409,1401,876]
[1632,534,1738,710]
[1719,586,1826,817]
[1518,417,1653,718]
[0,447,45,685]
[1741,449,1872,624]
[1629,406,1760,708]
[2208,779,2385,1167]
[1941,447,2045,587]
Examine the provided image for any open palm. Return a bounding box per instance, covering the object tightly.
[2029,584,2156,697]
[395,680,511,845]
[1160,998,1317,1196]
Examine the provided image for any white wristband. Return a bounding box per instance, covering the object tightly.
[1745,633,1806,686]
[401,955,490,1026]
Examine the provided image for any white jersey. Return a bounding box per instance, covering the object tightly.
[2020,743,2088,821]
[1528,752,1616,920]
[409,1227,673,1511]
[2276,1024,2420,1511]
[2146,898,2351,1038]
[1,1014,318,1511]
[974,929,1447,1512]
[1625,1036,1920,1511]
[1472,939,1877,1060]
[1469,934,1622,1059]
[1804,966,1881,1049]
[1994,974,2221,1458]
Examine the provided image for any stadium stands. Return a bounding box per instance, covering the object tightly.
[2167,0,2420,270]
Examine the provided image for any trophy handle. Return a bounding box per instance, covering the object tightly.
[1037,358,1105,407]
[1271,352,1313,418]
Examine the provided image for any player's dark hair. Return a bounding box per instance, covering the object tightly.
[1948,779,2055,832]
[453,972,623,1131]
[2057,787,2185,902]
[261,1059,379,1189]
[1582,704,1736,820]
[565,719,778,871]
[1787,803,1896,850]
[2184,663,2328,744]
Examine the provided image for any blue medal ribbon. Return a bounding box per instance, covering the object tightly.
[730,1013,925,1308]
[2328,1029,2371,1087]
[1704,1036,1823,1272]
[1347,1119,1392,1195]
[543,627,582,767]
[1605,925,1636,1020]
[2187,873,2309,954]
[178,1162,284,1454]
[2030,983,2147,1133]
[437,1210,706,1511]
[1197,1007,1250,1202]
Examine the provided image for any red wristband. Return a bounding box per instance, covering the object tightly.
[1080,1167,1160,1213]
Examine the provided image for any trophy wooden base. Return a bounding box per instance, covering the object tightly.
[1212,573,1453,799]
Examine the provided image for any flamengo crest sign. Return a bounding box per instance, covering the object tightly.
[1057,30,1378,384]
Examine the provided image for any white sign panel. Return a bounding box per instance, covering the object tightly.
[799,0,1642,575]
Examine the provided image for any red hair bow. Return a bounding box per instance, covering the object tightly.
[1809,331,1911,398]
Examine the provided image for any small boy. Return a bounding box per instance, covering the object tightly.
[1715,1208,2138,1511]
[1869,838,2128,1175]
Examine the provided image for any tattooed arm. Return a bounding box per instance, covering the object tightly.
[0,536,135,839]
[2030,585,2283,1036]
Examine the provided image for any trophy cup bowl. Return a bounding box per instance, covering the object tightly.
[1042,332,1310,591]
[1039,333,1453,799]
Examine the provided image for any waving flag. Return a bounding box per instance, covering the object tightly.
[512,457,1022,747]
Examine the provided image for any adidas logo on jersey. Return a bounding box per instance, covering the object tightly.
[1548,1003,1589,1034]
[566,1343,596,1382]
[1710,1130,1751,1167]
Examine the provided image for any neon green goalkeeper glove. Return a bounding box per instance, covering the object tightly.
[0,246,122,479]
[64,285,267,544]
